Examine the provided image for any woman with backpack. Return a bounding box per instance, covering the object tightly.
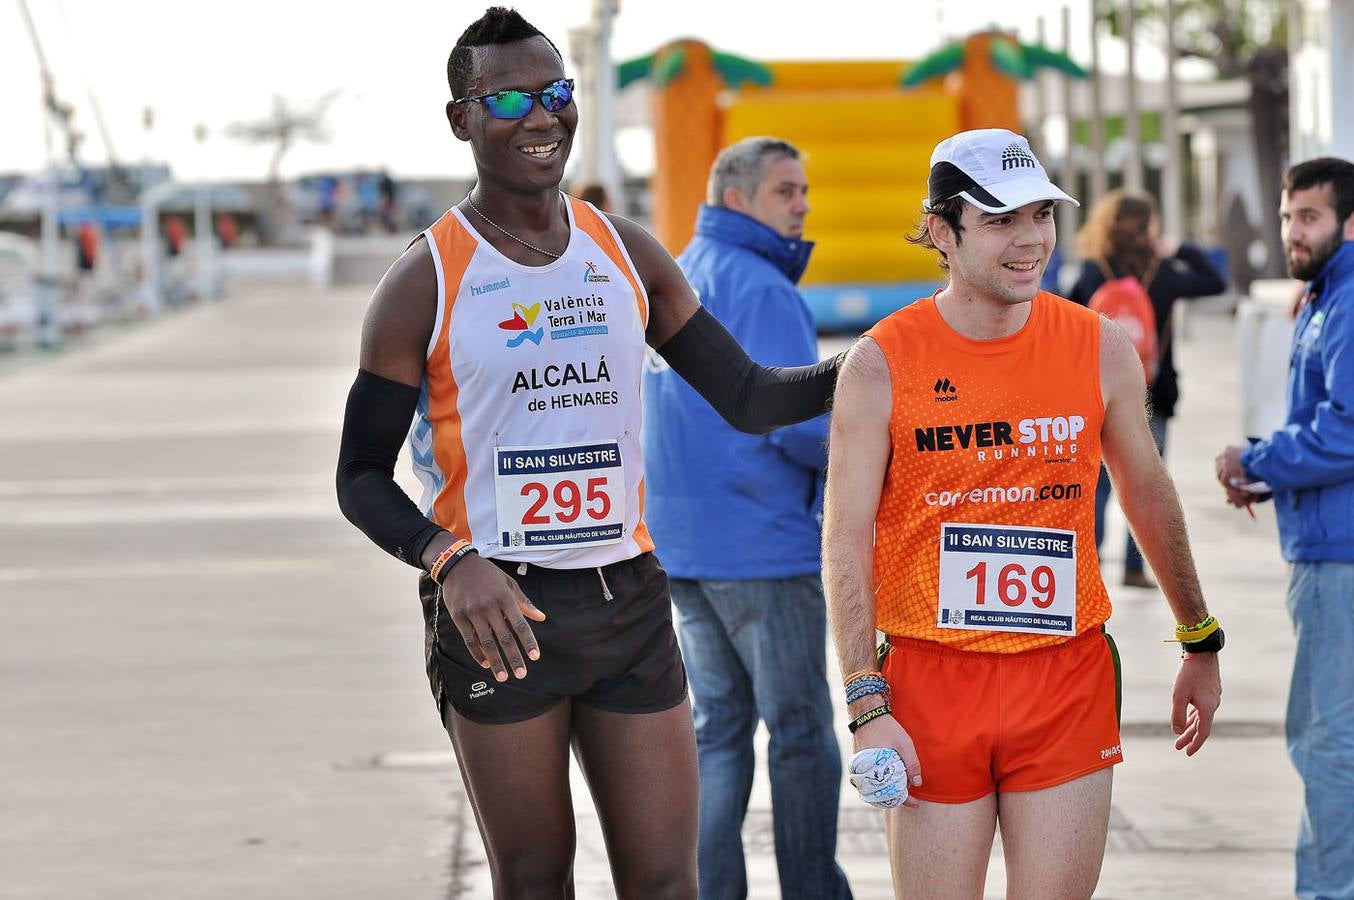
[1070,190,1227,588]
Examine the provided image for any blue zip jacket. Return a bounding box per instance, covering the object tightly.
[642,205,829,580]
[1242,240,1354,562]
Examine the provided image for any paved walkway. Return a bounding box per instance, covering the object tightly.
[0,285,1300,898]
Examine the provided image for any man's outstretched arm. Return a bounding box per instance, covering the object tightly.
[609,213,842,434]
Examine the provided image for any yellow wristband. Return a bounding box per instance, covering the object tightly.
[1167,615,1219,643]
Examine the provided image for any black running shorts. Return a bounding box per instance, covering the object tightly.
[420,552,688,725]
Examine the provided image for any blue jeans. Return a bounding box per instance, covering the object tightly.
[670,576,852,900]
[1094,411,1168,573]
[1286,561,1354,900]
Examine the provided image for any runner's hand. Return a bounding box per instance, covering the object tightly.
[1171,651,1222,756]
[853,712,923,809]
[439,554,546,682]
[849,748,909,809]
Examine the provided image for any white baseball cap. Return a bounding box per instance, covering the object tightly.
[924,129,1079,214]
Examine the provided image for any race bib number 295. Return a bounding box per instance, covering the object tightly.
[936,523,1077,636]
[494,441,626,549]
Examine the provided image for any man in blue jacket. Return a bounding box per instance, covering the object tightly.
[643,137,851,900]
[1217,156,1354,900]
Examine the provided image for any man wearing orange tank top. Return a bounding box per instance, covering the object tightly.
[823,130,1224,899]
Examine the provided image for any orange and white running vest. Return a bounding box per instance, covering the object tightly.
[865,290,1113,653]
[409,196,655,568]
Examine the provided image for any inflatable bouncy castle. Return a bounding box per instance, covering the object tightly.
[620,32,1085,328]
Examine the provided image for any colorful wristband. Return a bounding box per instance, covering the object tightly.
[1168,615,1219,644]
[429,539,474,584]
[843,668,883,686]
[846,683,890,705]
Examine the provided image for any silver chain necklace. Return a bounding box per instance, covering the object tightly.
[463,191,563,260]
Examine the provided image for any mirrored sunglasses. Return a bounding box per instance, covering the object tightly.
[458,78,575,120]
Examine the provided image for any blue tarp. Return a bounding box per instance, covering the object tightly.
[56,206,142,230]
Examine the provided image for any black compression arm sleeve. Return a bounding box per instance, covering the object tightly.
[336,369,446,568]
[655,305,843,435]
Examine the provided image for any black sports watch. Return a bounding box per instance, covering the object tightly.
[1182,628,1225,654]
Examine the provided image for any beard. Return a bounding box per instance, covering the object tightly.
[1286,227,1343,281]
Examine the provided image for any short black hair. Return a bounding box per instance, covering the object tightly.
[1283,156,1354,227]
[906,196,966,271]
[447,7,563,100]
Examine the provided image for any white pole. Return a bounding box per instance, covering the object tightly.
[593,0,621,207]
[193,124,216,300]
[1330,0,1354,158]
[1089,0,1108,200]
[37,159,62,349]
[1123,0,1143,192]
[1161,0,1183,239]
[1032,17,1049,157]
[194,183,214,300]
[138,181,177,315]
[567,24,596,186]
[1061,5,1081,242]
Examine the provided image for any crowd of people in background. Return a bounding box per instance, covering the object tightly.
[1069,189,1227,587]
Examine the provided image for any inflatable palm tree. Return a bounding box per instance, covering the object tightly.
[902,32,1087,133]
[618,42,771,253]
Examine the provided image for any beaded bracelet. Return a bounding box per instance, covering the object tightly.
[844,672,888,690]
[846,680,891,705]
[845,672,890,701]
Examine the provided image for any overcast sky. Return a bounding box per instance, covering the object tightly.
[1,0,1174,183]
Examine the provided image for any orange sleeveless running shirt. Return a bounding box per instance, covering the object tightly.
[864,290,1112,654]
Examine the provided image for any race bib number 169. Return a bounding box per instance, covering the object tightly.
[936,523,1077,637]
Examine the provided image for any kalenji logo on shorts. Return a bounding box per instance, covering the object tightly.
[924,482,1083,507]
[469,681,496,700]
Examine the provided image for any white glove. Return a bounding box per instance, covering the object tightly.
[849,747,909,809]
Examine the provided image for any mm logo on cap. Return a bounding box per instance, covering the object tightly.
[1001,144,1038,172]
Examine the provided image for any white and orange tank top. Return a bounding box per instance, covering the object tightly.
[865,290,1112,653]
[409,195,654,568]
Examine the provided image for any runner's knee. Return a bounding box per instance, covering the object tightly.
[612,860,696,900]
[487,847,575,897]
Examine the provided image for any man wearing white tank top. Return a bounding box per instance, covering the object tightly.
[336,8,843,899]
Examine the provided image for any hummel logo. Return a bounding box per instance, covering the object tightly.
[934,377,958,402]
[1000,144,1038,171]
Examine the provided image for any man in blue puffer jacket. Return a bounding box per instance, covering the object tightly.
[643,137,851,900]
[1217,156,1354,900]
